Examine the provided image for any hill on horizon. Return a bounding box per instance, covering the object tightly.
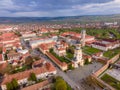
[0,14,120,24]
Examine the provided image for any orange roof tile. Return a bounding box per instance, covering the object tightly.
[1,61,56,85]
[21,80,49,90]
[0,54,3,61]
[46,52,67,67]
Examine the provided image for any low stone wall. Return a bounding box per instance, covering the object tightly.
[91,53,120,90]
[94,53,120,77]
[94,62,109,77]
[91,74,115,90]
[108,54,120,64]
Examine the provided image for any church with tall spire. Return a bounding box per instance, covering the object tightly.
[73,41,84,68]
[81,30,86,47]
[72,30,86,68]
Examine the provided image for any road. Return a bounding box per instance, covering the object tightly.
[31,49,83,90]
[22,38,103,90]
[56,68,82,90]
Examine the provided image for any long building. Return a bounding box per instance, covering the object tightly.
[29,36,58,48]
[92,39,120,51]
[1,59,57,90]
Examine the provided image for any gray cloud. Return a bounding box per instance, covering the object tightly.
[0,0,119,17]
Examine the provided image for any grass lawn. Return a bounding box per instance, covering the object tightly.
[50,49,71,63]
[11,65,31,74]
[103,47,120,59]
[101,73,120,90]
[82,46,101,55]
[59,28,120,39]
[66,46,74,59]
[66,51,74,59]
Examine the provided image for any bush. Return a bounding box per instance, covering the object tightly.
[68,64,74,70]
[28,73,37,82]
[6,79,19,90]
[54,77,67,90]
[12,79,19,89]
[25,56,33,66]
[84,59,91,65]
[53,77,72,90]
[6,82,13,90]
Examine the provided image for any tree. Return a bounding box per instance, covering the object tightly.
[33,56,40,60]
[54,77,67,90]
[25,56,33,66]
[6,79,19,90]
[11,79,19,89]
[0,64,13,74]
[28,73,37,82]
[14,31,22,37]
[49,48,53,53]
[6,82,13,90]
[67,46,74,54]
[68,64,74,70]
[0,47,2,54]
[84,59,90,65]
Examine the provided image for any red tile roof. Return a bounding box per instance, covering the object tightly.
[57,47,66,51]
[83,54,91,59]
[0,43,3,47]
[21,80,49,90]
[61,31,94,40]
[46,52,67,67]
[92,42,109,47]
[0,33,18,41]
[1,61,56,85]
[40,28,49,33]
[93,52,103,57]
[45,62,56,72]
[7,53,21,58]
[39,42,55,51]
[32,59,44,67]
[0,63,8,71]
[39,44,49,51]
[0,54,3,61]
[102,39,118,42]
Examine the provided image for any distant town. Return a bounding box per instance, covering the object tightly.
[0,21,120,90]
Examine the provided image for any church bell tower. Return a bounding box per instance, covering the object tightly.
[73,40,84,68]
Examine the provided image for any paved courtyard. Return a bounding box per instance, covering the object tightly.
[66,62,103,90]
[66,62,103,82]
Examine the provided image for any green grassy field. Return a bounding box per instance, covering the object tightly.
[82,46,101,55]
[11,65,31,74]
[59,28,120,39]
[103,47,120,59]
[101,74,120,90]
[50,49,71,63]
[66,52,74,59]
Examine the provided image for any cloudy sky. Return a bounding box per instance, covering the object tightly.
[0,0,120,17]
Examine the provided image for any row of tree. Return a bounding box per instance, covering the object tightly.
[59,28,120,39]
[6,79,19,90]
[53,76,72,90]
[6,73,37,90]
[28,72,37,82]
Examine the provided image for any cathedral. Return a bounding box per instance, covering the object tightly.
[73,30,86,68]
[73,41,84,68]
